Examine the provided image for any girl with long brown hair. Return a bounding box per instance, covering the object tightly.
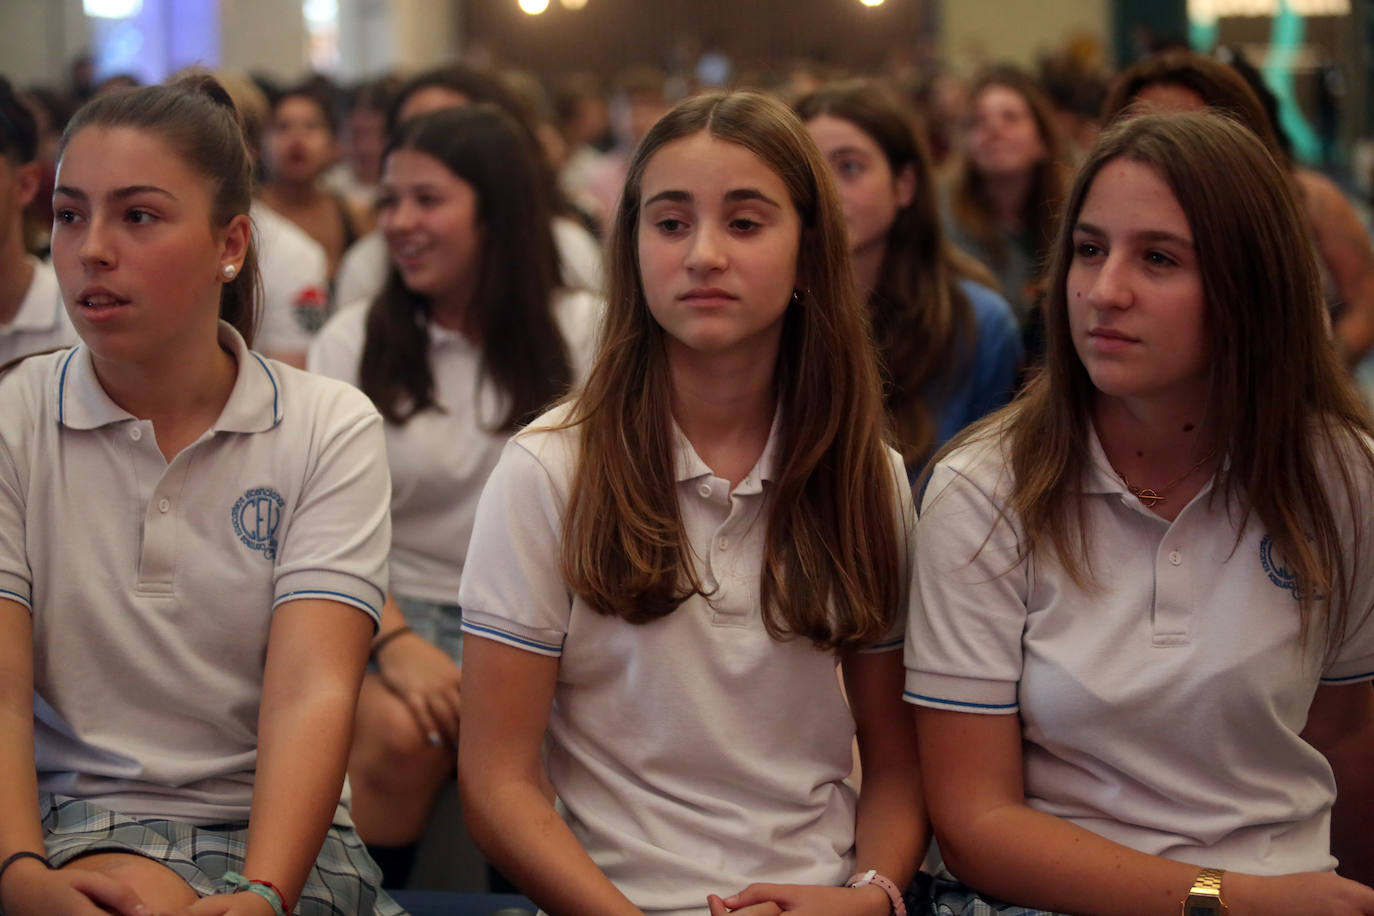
[944,66,1065,328]
[909,111,1374,915]
[796,79,1022,472]
[457,90,924,916]
[309,104,598,889]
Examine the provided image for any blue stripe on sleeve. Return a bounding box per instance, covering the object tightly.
[275,589,378,618]
[461,620,563,655]
[0,588,32,608]
[1321,670,1374,685]
[903,690,1018,710]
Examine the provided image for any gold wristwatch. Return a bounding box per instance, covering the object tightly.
[1182,867,1229,915]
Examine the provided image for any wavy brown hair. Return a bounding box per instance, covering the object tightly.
[954,111,1374,659]
[949,66,1065,277]
[796,79,1000,468]
[359,106,570,430]
[558,91,903,649]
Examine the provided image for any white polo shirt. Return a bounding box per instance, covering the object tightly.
[0,323,390,825]
[308,290,599,604]
[459,404,911,916]
[0,258,76,364]
[332,216,605,311]
[905,429,1374,876]
[252,201,331,358]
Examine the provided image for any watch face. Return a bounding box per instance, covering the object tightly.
[1185,901,1224,916]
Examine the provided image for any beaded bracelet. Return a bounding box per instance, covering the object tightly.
[844,869,907,916]
[0,851,52,893]
[222,870,288,916]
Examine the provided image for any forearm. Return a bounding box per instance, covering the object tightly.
[460,771,642,916]
[845,650,926,891]
[939,802,1212,916]
[375,594,408,638]
[0,706,45,859]
[244,682,360,908]
[852,763,926,889]
[1331,756,1374,885]
[1318,684,1374,885]
[0,605,45,860]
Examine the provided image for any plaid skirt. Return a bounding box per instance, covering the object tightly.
[39,794,408,915]
[927,871,1062,916]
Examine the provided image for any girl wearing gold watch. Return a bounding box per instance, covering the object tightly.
[907,110,1374,916]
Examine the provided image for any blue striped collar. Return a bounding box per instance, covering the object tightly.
[56,322,282,432]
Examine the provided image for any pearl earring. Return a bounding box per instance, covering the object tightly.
[222,264,238,280]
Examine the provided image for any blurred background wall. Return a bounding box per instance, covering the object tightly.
[0,0,1366,166]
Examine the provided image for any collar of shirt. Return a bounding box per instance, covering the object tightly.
[1081,422,1128,496]
[56,321,283,433]
[671,406,782,497]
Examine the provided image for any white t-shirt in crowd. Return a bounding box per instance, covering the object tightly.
[458,403,911,916]
[251,201,331,360]
[332,216,604,310]
[307,290,600,603]
[0,323,390,825]
[0,257,76,364]
[906,428,1374,876]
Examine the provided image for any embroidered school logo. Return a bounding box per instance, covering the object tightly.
[233,487,285,560]
[1259,534,1302,600]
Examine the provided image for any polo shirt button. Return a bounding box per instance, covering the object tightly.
[717,536,729,550]
[1169,550,1182,566]
[698,483,712,498]
[158,498,170,513]
[129,427,142,441]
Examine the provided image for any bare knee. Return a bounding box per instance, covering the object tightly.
[351,683,454,794]
[63,852,200,909]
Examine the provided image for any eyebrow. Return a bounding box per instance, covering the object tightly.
[53,184,179,202]
[1075,220,1193,248]
[643,188,783,209]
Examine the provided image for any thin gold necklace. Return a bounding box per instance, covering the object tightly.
[1118,452,1215,508]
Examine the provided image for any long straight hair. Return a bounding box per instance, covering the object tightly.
[558,91,903,650]
[358,106,570,430]
[949,66,1064,274]
[796,79,998,467]
[58,74,262,344]
[969,110,1374,658]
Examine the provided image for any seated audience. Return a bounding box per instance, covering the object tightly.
[798,79,1022,472]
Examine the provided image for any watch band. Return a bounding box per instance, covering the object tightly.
[845,869,907,916]
[1191,868,1225,895]
[1182,867,1228,914]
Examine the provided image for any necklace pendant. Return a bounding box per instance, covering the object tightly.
[1132,487,1163,508]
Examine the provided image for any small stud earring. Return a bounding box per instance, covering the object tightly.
[222,264,237,280]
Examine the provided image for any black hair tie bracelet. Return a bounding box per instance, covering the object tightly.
[0,850,53,894]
